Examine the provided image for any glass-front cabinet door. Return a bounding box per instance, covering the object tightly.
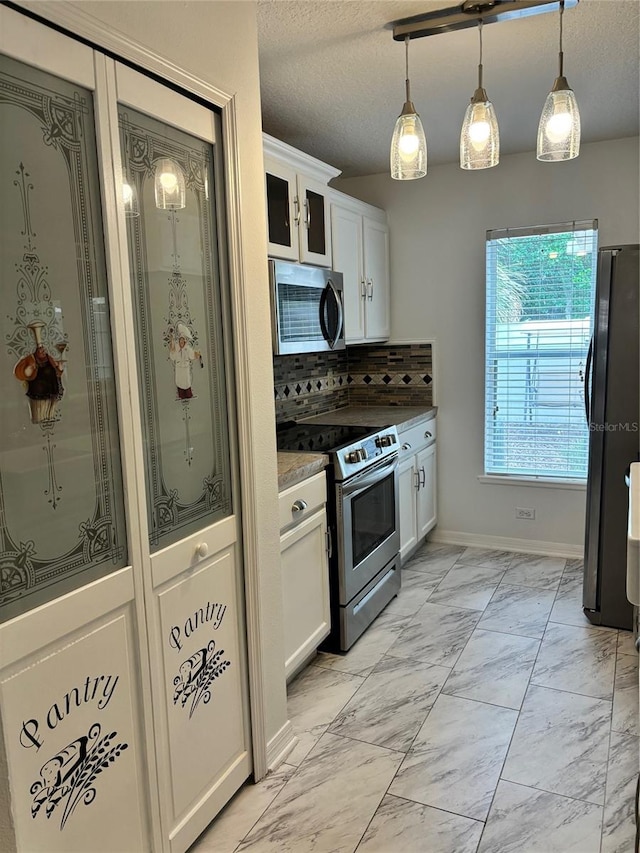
[113,62,250,853]
[265,157,299,262]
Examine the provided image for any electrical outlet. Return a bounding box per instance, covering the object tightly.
[516,507,536,520]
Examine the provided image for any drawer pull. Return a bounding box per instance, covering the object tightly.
[425,430,433,439]
[195,542,209,559]
[291,499,308,514]
[402,442,412,451]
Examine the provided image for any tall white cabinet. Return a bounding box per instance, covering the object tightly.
[0,9,257,853]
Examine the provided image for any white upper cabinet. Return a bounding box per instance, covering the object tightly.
[331,195,390,344]
[264,134,340,268]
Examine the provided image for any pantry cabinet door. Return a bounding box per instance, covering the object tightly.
[112,62,251,853]
[0,9,152,851]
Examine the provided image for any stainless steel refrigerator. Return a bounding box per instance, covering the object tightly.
[583,244,640,630]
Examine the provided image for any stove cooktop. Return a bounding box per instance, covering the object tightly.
[276,421,377,454]
[277,420,399,481]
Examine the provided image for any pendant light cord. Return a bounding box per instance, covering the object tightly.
[478,18,484,90]
[558,0,565,77]
[405,35,411,103]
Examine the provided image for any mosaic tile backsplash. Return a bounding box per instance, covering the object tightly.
[274,343,433,423]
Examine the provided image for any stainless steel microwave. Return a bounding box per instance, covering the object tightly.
[269,259,345,355]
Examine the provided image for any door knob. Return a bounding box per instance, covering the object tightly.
[196,542,209,559]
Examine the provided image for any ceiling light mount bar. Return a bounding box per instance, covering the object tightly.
[391,0,578,41]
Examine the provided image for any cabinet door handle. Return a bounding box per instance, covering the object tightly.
[366,279,373,300]
[414,471,420,491]
[420,466,426,488]
[401,442,412,451]
[304,198,310,230]
[326,527,333,558]
[291,499,307,514]
[293,196,300,226]
[361,278,367,300]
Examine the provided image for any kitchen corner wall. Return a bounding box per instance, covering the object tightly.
[273,343,433,423]
[336,137,640,553]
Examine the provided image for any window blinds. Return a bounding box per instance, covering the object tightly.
[485,221,598,480]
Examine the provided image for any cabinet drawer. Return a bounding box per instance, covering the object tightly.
[279,471,327,532]
[399,417,437,458]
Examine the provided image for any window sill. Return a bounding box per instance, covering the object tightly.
[477,475,586,491]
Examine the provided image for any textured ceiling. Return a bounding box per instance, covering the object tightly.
[257,0,640,177]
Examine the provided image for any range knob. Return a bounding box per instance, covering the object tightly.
[346,447,367,463]
[376,434,395,448]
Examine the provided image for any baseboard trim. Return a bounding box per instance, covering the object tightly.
[266,720,298,772]
[428,528,583,560]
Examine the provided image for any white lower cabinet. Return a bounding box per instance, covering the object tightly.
[398,418,437,563]
[417,443,437,539]
[279,472,331,680]
[398,455,420,560]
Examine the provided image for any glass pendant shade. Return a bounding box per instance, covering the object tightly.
[154,158,186,210]
[391,108,427,180]
[537,81,580,161]
[460,21,499,170]
[390,36,427,180]
[537,1,580,161]
[460,93,500,169]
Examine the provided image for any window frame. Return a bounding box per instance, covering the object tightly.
[484,219,598,483]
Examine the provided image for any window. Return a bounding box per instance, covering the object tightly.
[485,221,598,480]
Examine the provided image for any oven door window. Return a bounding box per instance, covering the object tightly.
[351,474,396,567]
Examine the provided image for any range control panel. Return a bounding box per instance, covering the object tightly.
[336,427,399,480]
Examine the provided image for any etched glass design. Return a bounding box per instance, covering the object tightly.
[119,108,232,550]
[0,55,128,621]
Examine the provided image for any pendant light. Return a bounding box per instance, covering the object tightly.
[460,20,499,170]
[155,158,186,210]
[537,0,580,161]
[390,35,427,180]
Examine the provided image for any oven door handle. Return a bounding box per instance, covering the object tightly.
[341,456,398,497]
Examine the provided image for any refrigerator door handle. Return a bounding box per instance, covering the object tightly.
[584,336,593,424]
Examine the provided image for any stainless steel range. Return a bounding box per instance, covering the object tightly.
[277,421,401,651]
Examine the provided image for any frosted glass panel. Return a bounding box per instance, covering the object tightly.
[0,55,128,621]
[119,109,232,550]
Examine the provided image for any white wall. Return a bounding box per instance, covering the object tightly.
[22,0,288,760]
[338,137,640,553]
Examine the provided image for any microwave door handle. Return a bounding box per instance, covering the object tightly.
[332,281,344,347]
[319,280,342,349]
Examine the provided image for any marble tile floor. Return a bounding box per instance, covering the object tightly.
[191,542,639,853]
